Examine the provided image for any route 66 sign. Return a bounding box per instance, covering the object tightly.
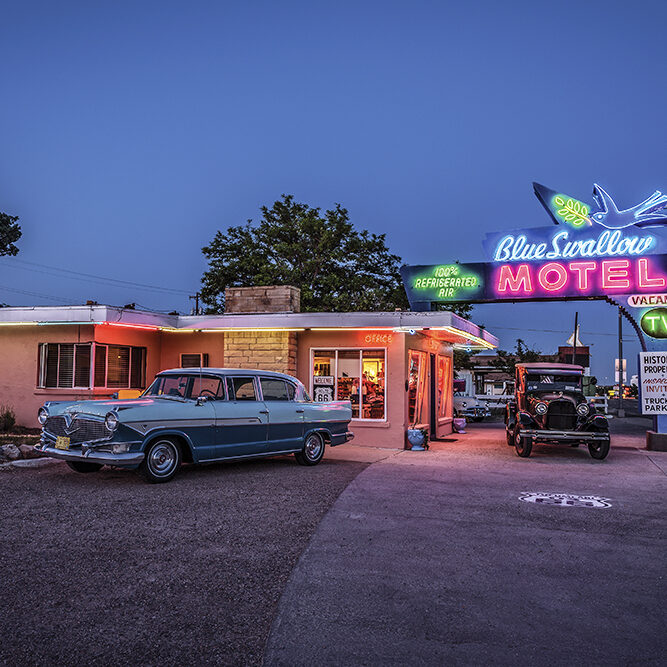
[519,492,612,508]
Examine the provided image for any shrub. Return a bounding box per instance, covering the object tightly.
[0,405,16,433]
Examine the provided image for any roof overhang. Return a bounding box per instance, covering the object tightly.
[0,306,498,350]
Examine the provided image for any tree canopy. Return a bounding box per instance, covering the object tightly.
[491,338,543,377]
[201,195,409,313]
[0,212,21,256]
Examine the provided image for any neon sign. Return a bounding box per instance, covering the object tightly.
[628,293,667,308]
[401,181,667,310]
[492,229,655,263]
[640,308,667,339]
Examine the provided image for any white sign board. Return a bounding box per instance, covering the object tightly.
[639,352,667,414]
[627,293,667,308]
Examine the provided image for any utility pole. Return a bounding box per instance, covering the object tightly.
[189,293,201,315]
[571,311,578,365]
[618,307,625,418]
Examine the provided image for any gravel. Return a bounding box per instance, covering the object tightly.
[0,456,367,666]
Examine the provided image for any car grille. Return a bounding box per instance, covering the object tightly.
[44,416,109,443]
[546,400,577,431]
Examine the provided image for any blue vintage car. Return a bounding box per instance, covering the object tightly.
[35,368,354,483]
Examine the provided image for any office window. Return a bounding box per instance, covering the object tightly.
[311,349,386,420]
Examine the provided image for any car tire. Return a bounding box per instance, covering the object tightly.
[139,437,182,483]
[588,437,610,460]
[506,426,514,446]
[66,461,103,473]
[295,432,325,466]
[514,426,532,458]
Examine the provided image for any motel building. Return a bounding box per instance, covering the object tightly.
[0,286,497,447]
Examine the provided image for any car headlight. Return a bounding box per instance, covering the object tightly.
[461,402,467,407]
[37,406,49,425]
[105,412,119,432]
[577,402,590,417]
[535,402,548,415]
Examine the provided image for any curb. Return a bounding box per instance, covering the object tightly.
[0,457,61,469]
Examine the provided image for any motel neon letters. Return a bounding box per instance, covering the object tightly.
[494,257,666,297]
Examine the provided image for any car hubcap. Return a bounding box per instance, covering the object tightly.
[149,442,176,476]
[305,435,322,460]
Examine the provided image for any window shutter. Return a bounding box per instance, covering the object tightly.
[94,345,107,387]
[57,344,74,388]
[45,344,59,388]
[107,345,130,388]
[181,353,208,368]
[74,344,91,388]
[130,347,146,388]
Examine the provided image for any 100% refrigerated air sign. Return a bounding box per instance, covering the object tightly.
[639,352,667,414]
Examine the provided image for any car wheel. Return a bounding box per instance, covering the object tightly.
[506,426,514,446]
[66,461,103,473]
[514,426,532,458]
[139,437,181,483]
[295,432,325,466]
[588,437,610,460]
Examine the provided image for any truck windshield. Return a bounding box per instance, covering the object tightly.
[525,374,582,392]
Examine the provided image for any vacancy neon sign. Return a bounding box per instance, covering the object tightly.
[493,257,666,298]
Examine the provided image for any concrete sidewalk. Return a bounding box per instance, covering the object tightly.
[265,424,667,666]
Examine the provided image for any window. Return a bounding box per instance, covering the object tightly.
[311,349,386,420]
[407,350,427,425]
[181,353,209,368]
[143,374,223,399]
[227,377,257,401]
[260,378,295,401]
[39,343,92,388]
[38,343,146,390]
[437,355,452,419]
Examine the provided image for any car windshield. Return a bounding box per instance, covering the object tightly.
[525,373,582,392]
[143,374,224,400]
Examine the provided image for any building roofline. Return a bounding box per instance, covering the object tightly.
[0,304,498,349]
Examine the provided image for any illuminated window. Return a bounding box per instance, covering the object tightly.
[407,350,427,425]
[437,355,452,419]
[38,343,146,389]
[311,349,386,420]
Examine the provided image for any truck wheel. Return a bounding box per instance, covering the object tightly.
[514,427,532,458]
[588,437,610,460]
[66,461,103,473]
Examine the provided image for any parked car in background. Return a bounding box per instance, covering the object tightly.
[453,392,491,421]
[505,363,609,459]
[35,369,354,483]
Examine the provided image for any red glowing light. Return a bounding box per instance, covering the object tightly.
[497,264,532,293]
[568,261,597,290]
[537,262,567,291]
[601,260,631,289]
[637,258,666,289]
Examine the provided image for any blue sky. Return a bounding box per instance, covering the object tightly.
[1,0,666,383]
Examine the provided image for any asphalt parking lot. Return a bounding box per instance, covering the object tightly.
[2,421,665,666]
[0,456,367,666]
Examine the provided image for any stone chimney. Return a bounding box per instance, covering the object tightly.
[224,285,300,314]
[223,286,300,375]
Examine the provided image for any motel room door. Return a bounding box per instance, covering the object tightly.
[429,353,437,435]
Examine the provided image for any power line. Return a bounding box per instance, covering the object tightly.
[1,258,191,295]
[482,323,640,340]
[0,283,75,304]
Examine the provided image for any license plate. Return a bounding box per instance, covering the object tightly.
[55,436,70,450]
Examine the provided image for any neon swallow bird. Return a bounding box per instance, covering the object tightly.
[533,182,667,230]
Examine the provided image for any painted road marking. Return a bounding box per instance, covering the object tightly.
[519,491,612,508]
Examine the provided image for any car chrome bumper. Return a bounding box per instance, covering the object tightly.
[521,429,609,442]
[345,431,354,442]
[34,442,144,467]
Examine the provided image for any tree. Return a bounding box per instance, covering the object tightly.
[0,212,21,256]
[201,195,409,313]
[491,338,542,377]
[453,348,475,377]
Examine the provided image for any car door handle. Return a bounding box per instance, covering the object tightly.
[296,409,305,413]
[259,410,269,414]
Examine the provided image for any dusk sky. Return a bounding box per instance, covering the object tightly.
[2,0,666,383]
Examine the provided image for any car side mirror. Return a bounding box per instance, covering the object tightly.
[195,396,209,406]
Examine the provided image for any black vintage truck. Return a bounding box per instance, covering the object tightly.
[505,363,610,459]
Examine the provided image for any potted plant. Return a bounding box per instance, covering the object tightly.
[406,426,429,451]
